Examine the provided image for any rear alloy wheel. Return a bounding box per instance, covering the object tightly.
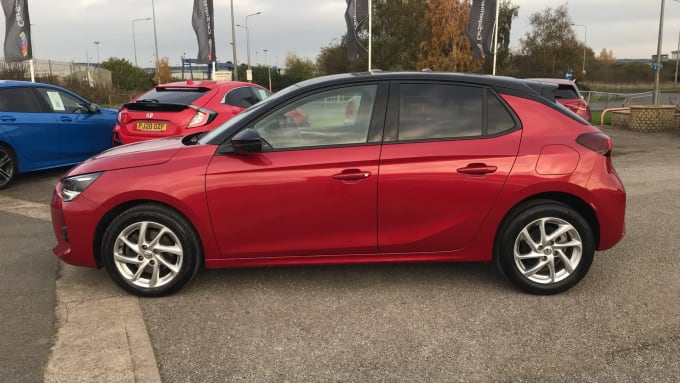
[496,201,594,295]
[0,144,17,190]
[101,204,202,297]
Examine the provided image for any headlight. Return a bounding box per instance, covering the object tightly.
[61,172,103,202]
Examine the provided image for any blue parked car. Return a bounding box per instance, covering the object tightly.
[0,80,117,189]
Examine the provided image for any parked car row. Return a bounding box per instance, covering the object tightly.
[0,79,272,189]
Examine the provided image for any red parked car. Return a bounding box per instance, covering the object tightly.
[51,72,626,297]
[527,78,592,122]
[113,80,271,144]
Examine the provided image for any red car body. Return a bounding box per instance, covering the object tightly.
[113,80,270,144]
[51,72,625,296]
[527,78,592,123]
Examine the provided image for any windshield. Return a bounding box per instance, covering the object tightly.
[137,87,210,104]
[198,83,302,144]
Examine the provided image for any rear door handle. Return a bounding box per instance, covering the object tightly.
[332,169,372,181]
[457,163,497,175]
[60,116,73,122]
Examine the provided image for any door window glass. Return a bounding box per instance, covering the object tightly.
[253,84,377,150]
[487,93,517,135]
[0,87,45,113]
[225,87,259,108]
[398,84,483,141]
[35,88,88,113]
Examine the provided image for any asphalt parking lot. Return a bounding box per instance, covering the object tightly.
[1,125,679,382]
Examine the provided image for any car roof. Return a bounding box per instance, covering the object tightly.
[0,80,66,89]
[157,80,262,90]
[289,71,555,100]
[526,78,577,86]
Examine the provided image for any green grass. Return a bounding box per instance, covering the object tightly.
[591,111,613,125]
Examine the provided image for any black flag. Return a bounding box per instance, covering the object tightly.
[344,0,368,60]
[466,0,496,60]
[192,0,215,63]
[1,0,32,62]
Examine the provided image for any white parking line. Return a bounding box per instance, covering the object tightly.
[0,196,161,383]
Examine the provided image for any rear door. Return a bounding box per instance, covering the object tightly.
[377,82,522,253]
[0,86,58,166]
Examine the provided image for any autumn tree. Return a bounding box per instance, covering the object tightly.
[519,4,583,76]
[152,57,174,84]
[597,49,615,63]
[418,0,482,72]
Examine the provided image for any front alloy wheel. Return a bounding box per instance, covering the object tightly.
[102,204,202,296]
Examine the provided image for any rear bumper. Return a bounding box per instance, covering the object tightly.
[588,156,626,250]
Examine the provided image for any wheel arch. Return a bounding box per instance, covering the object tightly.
[92,199,204,268]
[494,192,600,257]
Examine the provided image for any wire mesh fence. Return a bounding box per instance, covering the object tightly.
[0,58,111,87]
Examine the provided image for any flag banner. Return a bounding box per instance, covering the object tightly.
[1,0,32,62]
[192,0,215,63]
[344,0,368,60]
[466,0,496,60]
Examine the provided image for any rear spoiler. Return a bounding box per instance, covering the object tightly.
[123,102,191,112]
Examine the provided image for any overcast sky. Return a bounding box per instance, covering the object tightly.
[16,0,680,68]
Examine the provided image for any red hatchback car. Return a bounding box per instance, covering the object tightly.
[528,78,592,123]
[51,72,626,297]
[113,80,270,144]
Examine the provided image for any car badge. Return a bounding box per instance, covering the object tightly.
[146,112,154,119]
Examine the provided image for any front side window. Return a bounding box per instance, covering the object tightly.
[35,88,87,113]
[253,84,377,150]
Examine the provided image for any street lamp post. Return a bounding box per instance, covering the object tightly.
[572,24,587,77]
[93,41,100,65]
[675,30,680,84]
[264,49,271,91]
[654,0,665,105]
[230,0,238,81]
[245,11,262,69]
[151,0,161,84]
[132,18,151,67]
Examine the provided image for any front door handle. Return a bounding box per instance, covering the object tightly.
[332,169,372,181]
[457,163,497,175]
[0,116,16,122]
[60,116,73,122]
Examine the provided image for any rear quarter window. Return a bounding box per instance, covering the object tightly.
[554,85,580,99]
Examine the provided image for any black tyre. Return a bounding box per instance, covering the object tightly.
[101,204,202,297]
[0,144,17,190]
[495,200,594,295]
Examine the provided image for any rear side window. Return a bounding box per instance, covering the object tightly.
[137,88,209,104]
[225,87,260,108]
[554,85,580,99]
[0,87,46,113]
[397,83,515,141]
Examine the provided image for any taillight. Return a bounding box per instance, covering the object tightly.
[117,110,129,125]
[576,132,611,156]
[187,107,216,128]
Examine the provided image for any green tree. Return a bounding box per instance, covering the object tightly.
[101,57,153,91]
[483,0,519,74]
[283,53,318,84]
[518,4,582,76]
[372,0,428,71]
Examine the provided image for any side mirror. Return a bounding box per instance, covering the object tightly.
[230,128,263,154]
[87,103,100,113]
